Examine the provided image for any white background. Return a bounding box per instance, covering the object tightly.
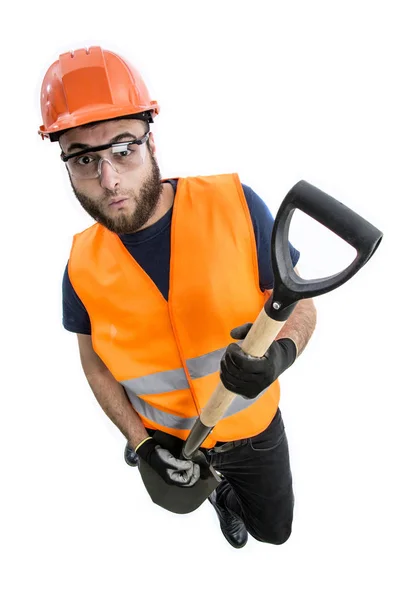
[1,1,399,599]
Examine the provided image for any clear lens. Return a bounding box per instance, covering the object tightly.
[66,141,146,180]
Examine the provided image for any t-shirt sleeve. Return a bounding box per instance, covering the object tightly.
[242,183,300,291]
[62,262,92,334]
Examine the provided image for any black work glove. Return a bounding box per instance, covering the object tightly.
[135,437,200,487]
[220,323,297,399]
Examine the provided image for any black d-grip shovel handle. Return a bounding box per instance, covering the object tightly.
[267,180,383,321]
[182,180,383,459]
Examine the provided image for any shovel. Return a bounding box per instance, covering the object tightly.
[139,180,383,514]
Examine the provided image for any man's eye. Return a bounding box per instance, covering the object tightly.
[76,155,94,166]
[115,146,137,158]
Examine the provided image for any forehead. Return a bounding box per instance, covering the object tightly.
[60,119,147,151]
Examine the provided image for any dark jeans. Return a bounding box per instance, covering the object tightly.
[206,408,294,544]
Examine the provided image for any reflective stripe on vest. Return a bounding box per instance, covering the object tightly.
[123,384,265,431]
[124,389,198,430]
[120,342,264,431]
[120,345,230,395]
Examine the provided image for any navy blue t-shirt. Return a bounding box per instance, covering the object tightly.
[62,180,300,334]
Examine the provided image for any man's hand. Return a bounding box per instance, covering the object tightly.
[135,437,200,487]
[220,323,297,399]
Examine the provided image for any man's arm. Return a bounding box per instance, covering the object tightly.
[78,334,201,486]
[270,267,317,357]
[77,333,149,448]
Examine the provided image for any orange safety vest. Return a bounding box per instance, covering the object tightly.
[69,173,280,448]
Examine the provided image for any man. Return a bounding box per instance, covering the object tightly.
[39,46,317,549]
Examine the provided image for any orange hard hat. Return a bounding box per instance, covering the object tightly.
[39,46,159,141]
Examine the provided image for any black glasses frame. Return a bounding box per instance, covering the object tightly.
[61,131,150,163]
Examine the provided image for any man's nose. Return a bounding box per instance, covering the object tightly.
[98,158,121,190]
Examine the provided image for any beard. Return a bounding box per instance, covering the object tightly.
[69,151,164,235]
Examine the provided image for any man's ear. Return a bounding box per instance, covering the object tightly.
[148,131,156,155]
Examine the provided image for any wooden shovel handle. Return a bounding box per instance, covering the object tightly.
[200,309,285,427]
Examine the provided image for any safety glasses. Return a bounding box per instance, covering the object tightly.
[60,131,149,180]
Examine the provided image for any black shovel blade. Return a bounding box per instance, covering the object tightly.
[138,430,221,515]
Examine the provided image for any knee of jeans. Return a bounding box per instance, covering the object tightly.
[256,521,292,545]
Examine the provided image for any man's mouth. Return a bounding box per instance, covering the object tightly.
[108,197,129,207]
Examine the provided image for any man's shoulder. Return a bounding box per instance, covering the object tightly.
[166,175,262,210]
[173,173,244,193]
[71,222,107,247]
[176,174,255,192]
[73,222,101,236]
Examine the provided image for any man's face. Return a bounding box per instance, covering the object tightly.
[59,119,163,234]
